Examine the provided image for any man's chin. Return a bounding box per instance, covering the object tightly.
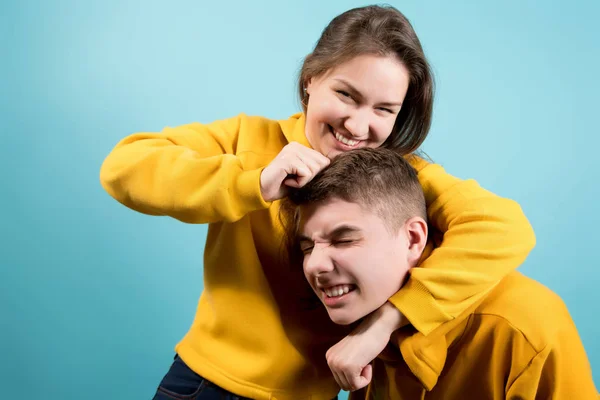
[328,310,363,326]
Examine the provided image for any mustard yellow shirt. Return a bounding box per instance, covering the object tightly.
[351,272,598,399]
[100,113,536,399]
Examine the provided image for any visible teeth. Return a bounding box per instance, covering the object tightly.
[324,284,353,298]
[334,131,359,146]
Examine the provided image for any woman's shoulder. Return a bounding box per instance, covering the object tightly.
[227,112,304,156]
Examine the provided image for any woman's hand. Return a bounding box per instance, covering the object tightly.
[260,142,330,202]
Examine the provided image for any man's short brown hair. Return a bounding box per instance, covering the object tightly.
[286,148,426,233]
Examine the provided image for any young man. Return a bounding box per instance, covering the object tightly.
[286,148,597,399]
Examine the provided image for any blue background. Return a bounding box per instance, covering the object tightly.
[1,0,598,398]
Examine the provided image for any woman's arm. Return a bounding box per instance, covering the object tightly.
[99,114,272,224]
[390,157,536,334]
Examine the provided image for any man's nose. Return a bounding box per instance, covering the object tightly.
[304,244,335,276]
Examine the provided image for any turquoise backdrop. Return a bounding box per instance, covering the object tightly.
[1,1,598,398]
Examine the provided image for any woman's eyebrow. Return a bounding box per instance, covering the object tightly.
[333,78,403,107]
[333,78,364,100]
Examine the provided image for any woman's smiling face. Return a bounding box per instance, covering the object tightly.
[304,54,410,158]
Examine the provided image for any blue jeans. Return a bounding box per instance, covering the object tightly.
[152,355,251,399]
[152,354,339,400]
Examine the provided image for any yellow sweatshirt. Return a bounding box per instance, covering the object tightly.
[100,113,536,399]
[351,272,598,399]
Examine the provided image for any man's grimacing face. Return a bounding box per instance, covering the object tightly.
[298,198,420,325]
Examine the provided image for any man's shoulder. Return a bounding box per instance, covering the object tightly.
[473,272,574,351]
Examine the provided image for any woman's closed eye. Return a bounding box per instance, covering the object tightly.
[377,107,394,114]
[336,90,354,101]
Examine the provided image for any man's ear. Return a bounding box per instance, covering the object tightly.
[404,216,428,266]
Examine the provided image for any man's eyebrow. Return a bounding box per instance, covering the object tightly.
[329,225,362,237]
[297,234,312,243]
[298,225,362,242]
[333,78,403,107]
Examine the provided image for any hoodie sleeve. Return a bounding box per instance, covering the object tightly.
[99,114,272,224]
[389,156,536,335]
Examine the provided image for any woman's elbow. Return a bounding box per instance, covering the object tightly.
[506,199,537,254]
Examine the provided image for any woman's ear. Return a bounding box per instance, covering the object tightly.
[304,77,314,95]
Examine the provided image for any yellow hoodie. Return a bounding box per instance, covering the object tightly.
[100,113,536,399]
[351,272,598,399]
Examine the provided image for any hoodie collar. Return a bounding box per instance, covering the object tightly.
[379,313,471,391]
[279,112,313,149]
